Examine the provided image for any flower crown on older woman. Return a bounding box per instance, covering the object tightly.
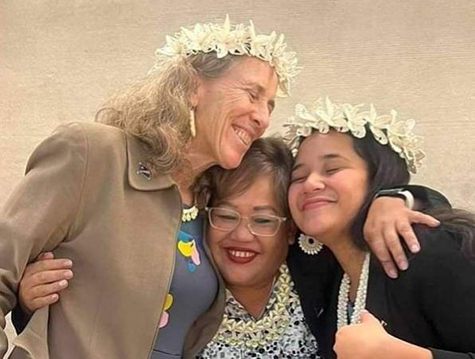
[284,98,425,173]
[150,15,300,96]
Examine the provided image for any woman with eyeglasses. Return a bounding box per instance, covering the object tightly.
[194,137,318,358]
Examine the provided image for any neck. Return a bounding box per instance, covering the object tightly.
[174,142,217,206]
[326,235,367,301]
[228,278,275,319]
[186,138,218,176]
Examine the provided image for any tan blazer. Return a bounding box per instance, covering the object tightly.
[0,122,224,359]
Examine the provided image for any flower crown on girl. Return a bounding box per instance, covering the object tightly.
[284,97,425,173]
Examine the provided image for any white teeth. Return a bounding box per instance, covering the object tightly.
[233,127,252,145]
[229,250,255,258]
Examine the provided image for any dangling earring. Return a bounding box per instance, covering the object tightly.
[298,233,323,255]
[189,108,196,138]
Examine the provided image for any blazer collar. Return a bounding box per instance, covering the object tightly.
[126,133,176,191]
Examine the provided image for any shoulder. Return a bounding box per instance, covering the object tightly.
[412,225,466,261]
[51,122,126,147]
[403,225,474,283]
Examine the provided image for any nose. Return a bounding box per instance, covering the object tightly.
[303,172,325,193]
[231,218,255,242]
[252,102,271,131]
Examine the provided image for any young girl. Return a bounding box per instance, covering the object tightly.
[287,98,475,359]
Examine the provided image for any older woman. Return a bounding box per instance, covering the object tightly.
[0,16,297,359]
[286,99,475,359]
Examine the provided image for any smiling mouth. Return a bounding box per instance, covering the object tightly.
[233,126,252,146]
[227,249,257,264]
[302,200,333,211]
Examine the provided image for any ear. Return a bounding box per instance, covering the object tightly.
[286,221,298,245]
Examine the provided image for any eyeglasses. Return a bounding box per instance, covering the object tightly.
[206,207,287,237]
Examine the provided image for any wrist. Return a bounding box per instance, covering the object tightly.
[374,188,415,210]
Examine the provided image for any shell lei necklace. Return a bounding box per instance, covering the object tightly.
[337,252,371,329]
[210,264,297,349]
[182,205,199,222]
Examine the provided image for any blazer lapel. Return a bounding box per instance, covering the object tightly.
[126,133,176,191]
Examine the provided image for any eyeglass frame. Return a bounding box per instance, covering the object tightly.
[205,206,288,237]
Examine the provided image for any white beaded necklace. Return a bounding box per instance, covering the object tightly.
[182,205,199,222]
[337,252,371,329]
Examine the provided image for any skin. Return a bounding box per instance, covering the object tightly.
[188,57,278,174]
[207,174,294,317]
[289,131,369,293]
[288,131,436,359]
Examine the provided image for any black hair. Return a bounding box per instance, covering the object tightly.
[348,126,475,257]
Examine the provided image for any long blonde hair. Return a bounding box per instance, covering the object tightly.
[96,53,238,175]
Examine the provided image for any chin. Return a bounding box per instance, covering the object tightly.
[219,152,246,169]
[301,222,331,240]
[225,273,255,288]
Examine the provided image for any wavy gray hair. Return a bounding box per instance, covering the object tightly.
[96,53,240,175]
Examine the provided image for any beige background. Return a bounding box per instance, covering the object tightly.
[1,0,474,350]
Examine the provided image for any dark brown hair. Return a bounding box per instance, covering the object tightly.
[195,137,293,219]
[345,126,475,256]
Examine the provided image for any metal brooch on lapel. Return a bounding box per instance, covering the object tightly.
[136,162,152,180]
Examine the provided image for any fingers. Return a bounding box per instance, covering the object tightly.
[373,243,399,279]
[395,211,440,254]
[28,293,60,312]
[24,257,73,277]
[382,225,408,271]
[19,255,74,314]
[365,226,398,279]
[29,269,74,287]
[37,252,55,261]
[19,268,73,313]
[28,277,70,298]
[395,219,420,253]
[409,211,440,227]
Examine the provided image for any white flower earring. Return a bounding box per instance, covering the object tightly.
[298,234,323,255]
[189,109,196,138]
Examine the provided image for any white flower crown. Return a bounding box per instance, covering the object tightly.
[152,15,300,96]
[283,98,425,173]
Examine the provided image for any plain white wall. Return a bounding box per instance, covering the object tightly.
[1,0,475,349]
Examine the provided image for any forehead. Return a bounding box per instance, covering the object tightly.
[296,131,358,164]
[222,174,279,208]
[224,57,279,96]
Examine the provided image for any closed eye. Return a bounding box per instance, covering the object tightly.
[325,167,342,175]
[216,214,239,222]
[248,90,259,101]
[290,175,306,183]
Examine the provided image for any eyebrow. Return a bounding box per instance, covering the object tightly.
[217,202,278,213]
[253,205,278,213]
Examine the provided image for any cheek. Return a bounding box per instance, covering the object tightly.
[263,237,289,261]
[339,178,367,212]
[287,185,301,217]
[207,230,226,251]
